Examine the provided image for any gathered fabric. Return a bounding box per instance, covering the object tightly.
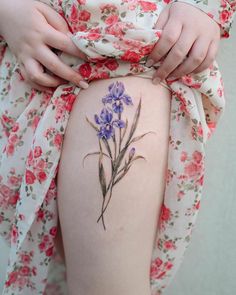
[0,1,227,294]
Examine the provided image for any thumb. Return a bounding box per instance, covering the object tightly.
[35,2,70,34]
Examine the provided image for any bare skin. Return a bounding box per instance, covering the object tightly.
[55,76,171,295]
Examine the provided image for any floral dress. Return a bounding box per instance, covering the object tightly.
[0,0,235,294]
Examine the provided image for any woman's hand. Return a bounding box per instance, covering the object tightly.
[146,2,221,84]
[0,0,89,91]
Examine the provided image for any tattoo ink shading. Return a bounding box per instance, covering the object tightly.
[83,81,156,230]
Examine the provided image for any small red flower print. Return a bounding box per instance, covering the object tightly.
[0,184,11,197]
[32,115,40,130]
[164,261,173,270]
[37,209,45,221]
[6,144,15,156]
[5,271,18,287]
[195,200,201,210]
[105,14,119,25]
[37,171,47,182]
[121,50,141,63]
[70,4,79,23]
[46,246,54,257]
[8,193,19,205]
[49,226,57,237]
[139,1,157,12]
[65,93,77,112]
[33,146,42,158]
[20,254,31,264]
[11,224,18,244]
[53,133,63,149]
[8,176,20,186]
[36,159,46,170]
[19,266,30,276]
[104,59,119,71]
[192,151,203,164]
[79,63,92,78]
[9,134,18,144]
[220,9,232,24]
[160,204,171,222]
[184,162,202,178]
[11,122,19,132]
[180,151,188,162]
[155,257,163,267]
[39,241,46,251]
[25,169,36,184]
[78,9,91,21]
[164,240,175,250]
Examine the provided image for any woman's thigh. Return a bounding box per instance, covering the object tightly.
[56,76,171,295]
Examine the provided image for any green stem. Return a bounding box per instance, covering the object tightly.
[97,180,114,224]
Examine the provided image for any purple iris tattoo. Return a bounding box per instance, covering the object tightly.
[83,81,156,230]
[95,108,125,140]
[102,81,133,113]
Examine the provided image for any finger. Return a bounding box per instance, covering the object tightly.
[154,4,171,30]
[36,46,89,89]
[152,28,196,83]
[167,36,210,79]
[20,64,53,92]
[35,1,70,34]
[191,39,219,74]
[23,58,66,87]
[148,18,183,63]
[43,26,87,59]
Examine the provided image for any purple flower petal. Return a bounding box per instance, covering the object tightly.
[112,101,124,113]
[111,81,125,99]
[108,82,115,92]
[122,94,133,105]
[102,94,113,104]
[94,114,101,125]
[100,108,113,123]
[113,119,126,128]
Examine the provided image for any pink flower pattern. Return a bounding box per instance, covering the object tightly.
[0,1,235,294]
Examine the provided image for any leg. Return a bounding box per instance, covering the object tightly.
[56,76,171,295]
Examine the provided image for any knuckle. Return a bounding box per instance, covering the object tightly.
[28,72,39,83]
[58,39,68,51]
[164,33,177,45]
[192,53,205,64]
[47,60,58,72]
[173,48,185,59]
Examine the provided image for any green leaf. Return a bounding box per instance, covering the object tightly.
[82,151,110,167]
[129,131,156,144]
[130,155,146,163]
[127,98,142,142]
[113,164,132,186]
[120,118,128,143]
[98,140,107,197]
[86,116,99,132]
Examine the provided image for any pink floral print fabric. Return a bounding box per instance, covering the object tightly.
[0,1,235,294]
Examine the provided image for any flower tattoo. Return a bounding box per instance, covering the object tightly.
[83,81,156,230]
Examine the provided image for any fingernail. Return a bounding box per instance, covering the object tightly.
[145,59,155,67]
[152,77,161,85]
[79,80,89,89]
